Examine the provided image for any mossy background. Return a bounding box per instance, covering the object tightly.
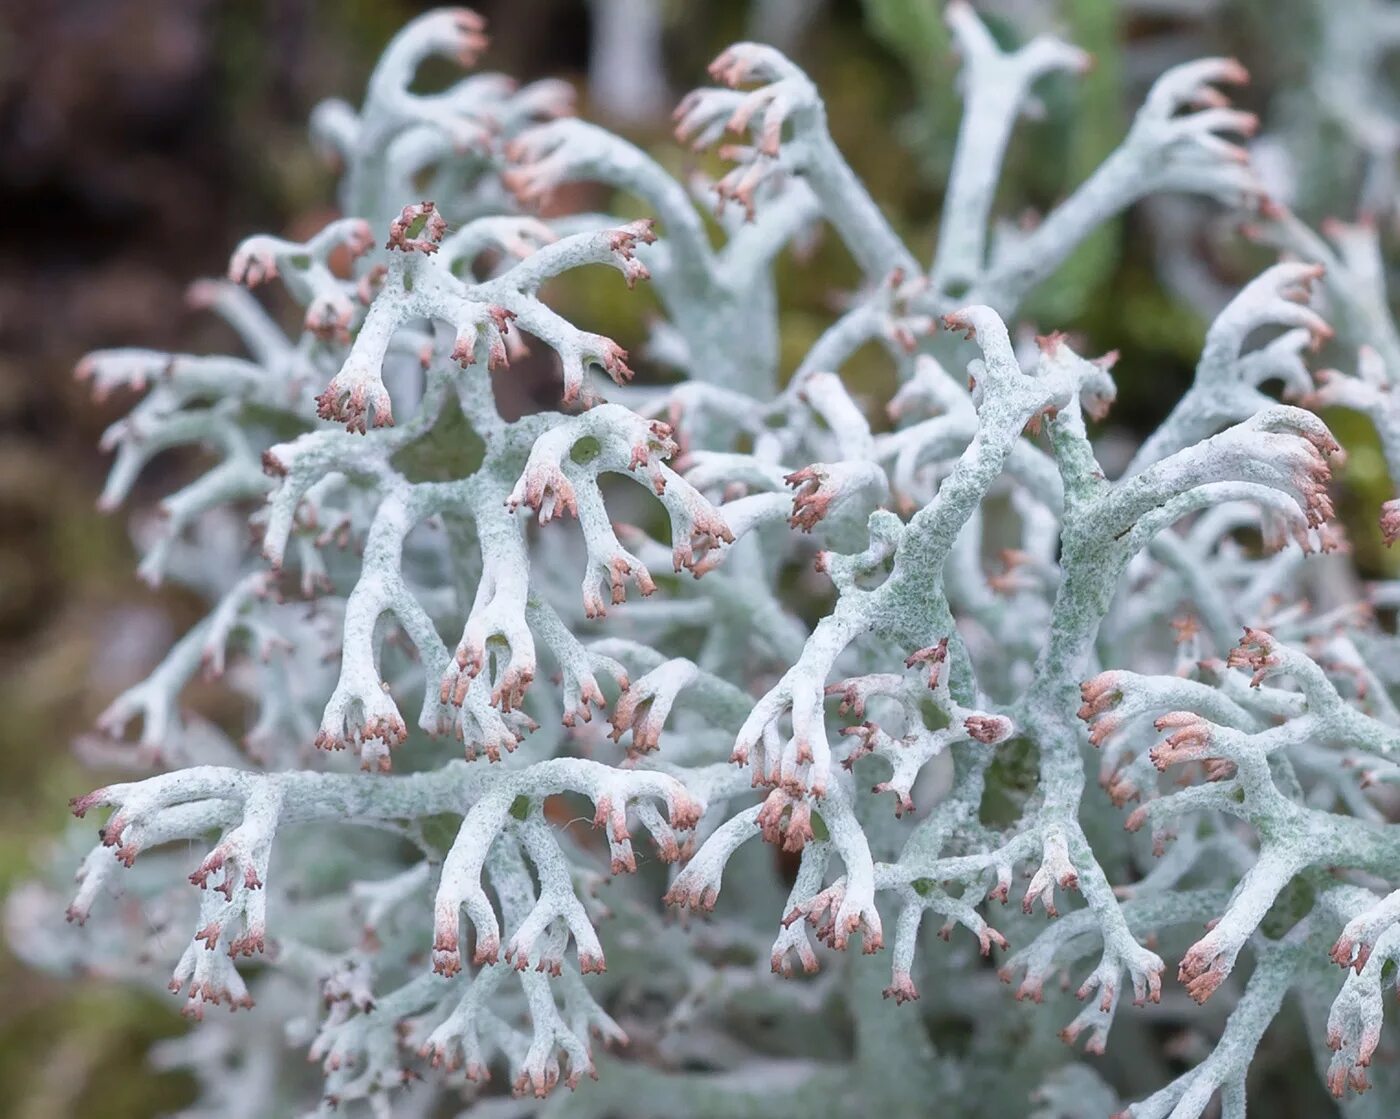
[0,0,1391,1114]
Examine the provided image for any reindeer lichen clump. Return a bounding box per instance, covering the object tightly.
[14,5,1400,1116]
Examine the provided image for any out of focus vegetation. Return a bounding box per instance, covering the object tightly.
[0,1,1393,1114]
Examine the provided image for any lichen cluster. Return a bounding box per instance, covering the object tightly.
[12,5,1400,1116]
